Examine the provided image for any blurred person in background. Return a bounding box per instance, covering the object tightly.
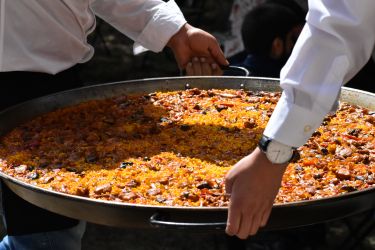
[0,1,227,249]
[237,2,305,77]
[224,0,307,63]
[222,0,375,92]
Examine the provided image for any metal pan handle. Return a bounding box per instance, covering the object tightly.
[221,65,250,76]
[150,212,226,230]
[179,65,250,77]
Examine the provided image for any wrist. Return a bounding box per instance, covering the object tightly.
[258,135,297,165]
[252,147,288,173]
[167,23,190,50]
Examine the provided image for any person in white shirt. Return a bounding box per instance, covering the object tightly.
[0,0,227,75]
[224,0,375,239]
[0,1,227,249]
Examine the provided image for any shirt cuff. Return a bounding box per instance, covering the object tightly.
[263,92,327,147]
[133,0,186,54]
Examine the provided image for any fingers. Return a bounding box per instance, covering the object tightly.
[249,211,262,236]
[202,30,228,66]
[208,42,229,66]
[224,151,281,239]
[192,57,203,75]
[185,58,203,76]
[225,192,273,239]
[226,196,241,236]
[199,58,212,75]
[260,205,272,227]
[236,212,253,239]
[227,201,265,239]
[167,23,229,69]
[185,57,221,76]
[211,63,223,76]
[185,62,194,76]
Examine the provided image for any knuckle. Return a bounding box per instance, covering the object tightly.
[237,231,249,240]
[230,199,244,208]
[225,225,235,236]
[249,225,260,236]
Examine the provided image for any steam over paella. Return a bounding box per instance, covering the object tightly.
[0,88,374,207]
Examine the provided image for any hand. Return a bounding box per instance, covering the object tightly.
[225,147,287,239]
[185,57,223,76]
[167,23,228,70]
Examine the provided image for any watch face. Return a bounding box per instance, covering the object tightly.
[266,140,294,164]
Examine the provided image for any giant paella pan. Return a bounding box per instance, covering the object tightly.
[0,76,374,230]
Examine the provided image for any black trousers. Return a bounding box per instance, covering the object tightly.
[0,65,84,235]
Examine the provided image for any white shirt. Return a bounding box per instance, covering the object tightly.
[264,0,375,147]
[0,0,186,74]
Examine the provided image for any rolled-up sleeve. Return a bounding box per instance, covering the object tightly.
[91,0,186,54]
[264,0,375,147]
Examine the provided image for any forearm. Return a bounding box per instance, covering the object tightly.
[264,0,375,147]
[91,0,186,54]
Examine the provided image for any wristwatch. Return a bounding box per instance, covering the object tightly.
[258,135,297,164]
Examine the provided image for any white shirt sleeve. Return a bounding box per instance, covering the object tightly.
[264,0,375,147]
[90,0,186,54]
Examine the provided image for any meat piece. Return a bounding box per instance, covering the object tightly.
[119,191,138,201]
[335,146,352,158]
[94,184,112,194]
[336,168,351,180]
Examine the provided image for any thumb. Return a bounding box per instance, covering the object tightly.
[208,42,229,66]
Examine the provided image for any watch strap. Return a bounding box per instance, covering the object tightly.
[258,135,271,152]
